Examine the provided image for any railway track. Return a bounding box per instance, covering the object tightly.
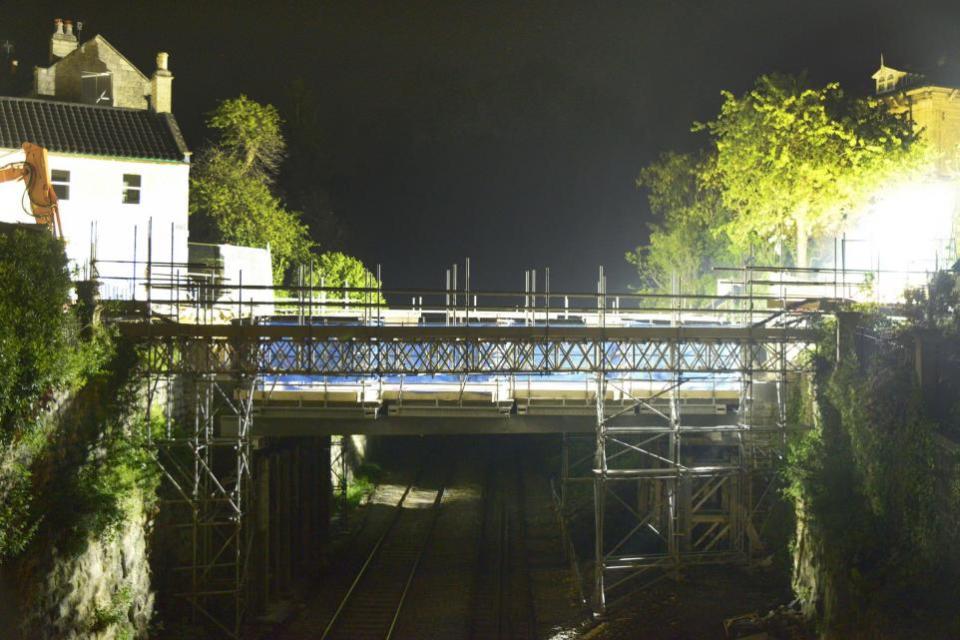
[320,460,451,640]
[283,438,543,640]
[469,446,538,640]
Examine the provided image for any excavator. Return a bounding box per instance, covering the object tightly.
[0,142,63,238]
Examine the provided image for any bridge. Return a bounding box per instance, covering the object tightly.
[108,265,821,638]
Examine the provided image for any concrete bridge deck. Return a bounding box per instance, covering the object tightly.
[237,375,751,435]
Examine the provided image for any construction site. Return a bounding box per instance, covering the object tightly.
[0,152,943,636]
[86,245,835,638]
[4,6,960,639]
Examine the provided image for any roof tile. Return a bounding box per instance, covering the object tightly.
[0,97,189,161]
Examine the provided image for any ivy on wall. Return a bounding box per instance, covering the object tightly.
[0,228,154,559]
[0,227,163,637]
[786,286,960,635]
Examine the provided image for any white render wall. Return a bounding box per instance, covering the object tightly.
[0,148,189,299]
[217,243,275,316]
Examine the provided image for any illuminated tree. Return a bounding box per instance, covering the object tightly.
[627,151,763,296]
[190,96,313,282]
[701,74,922,266]
[302,251,385,304]
[206,94,286,181]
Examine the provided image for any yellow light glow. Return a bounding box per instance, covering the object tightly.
[844,179,957,301]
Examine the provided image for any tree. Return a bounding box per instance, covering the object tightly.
[627,151,760,296]
[700,74,923,266]
[190,96,313,282]
[299,251,385,305]
[206,94,286,181]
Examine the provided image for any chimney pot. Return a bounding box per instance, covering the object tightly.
[49,16,78,62]
[156,52,169,72]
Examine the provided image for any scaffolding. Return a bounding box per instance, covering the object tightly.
[553,269,809,613]
[571,339,798,611]
[124,262,818,637]
[142,332,257,638]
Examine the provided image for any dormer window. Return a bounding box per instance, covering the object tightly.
[872,59,914,96]
[879,71,903,94]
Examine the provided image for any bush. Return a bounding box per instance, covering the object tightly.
[0,228,114,558]
[35,342,161,558]
[297,251,385,305]
[91,583,136,639]
[0,229,76,435]
[347,462,382,506]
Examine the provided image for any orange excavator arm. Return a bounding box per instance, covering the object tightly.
[0,142,63,238]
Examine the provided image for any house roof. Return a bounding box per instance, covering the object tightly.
[871,62,909,81]
[0,96,189,162]
[871,57,960,92]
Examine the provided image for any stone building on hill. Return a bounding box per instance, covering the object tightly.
[873,57,960,171]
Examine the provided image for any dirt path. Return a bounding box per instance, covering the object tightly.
[584,566,800,640]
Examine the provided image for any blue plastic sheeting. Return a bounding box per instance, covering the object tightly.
[259,371,741,391]
[257,340,759,373]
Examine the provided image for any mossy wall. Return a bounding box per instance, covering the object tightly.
[788,296,960,638]
[18,499,153,640]
[1,340,161,639]
[0,228,159,638]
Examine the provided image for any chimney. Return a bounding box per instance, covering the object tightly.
[150,52,173,113]
[49,17,78,62]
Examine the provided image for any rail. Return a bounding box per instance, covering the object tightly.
[320,474,419,640]
[470,449,538,639]
[320,462,451,640]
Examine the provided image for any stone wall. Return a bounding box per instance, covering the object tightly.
[5,352,157,639]
[35,36,150,109]
[789,323,960,637]
[17,502,152,639]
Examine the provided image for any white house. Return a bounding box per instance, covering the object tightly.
[0,19,189,300]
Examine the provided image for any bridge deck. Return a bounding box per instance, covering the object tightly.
[125,322,815,376]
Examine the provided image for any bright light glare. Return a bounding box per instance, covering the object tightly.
[845,180,957,301]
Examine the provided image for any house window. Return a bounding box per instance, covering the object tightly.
[122,174,141,204]
[878,75,899,94]
[81,71,113,106]
[51,169,69,200]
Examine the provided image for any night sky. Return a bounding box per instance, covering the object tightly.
[5,1,960,292]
